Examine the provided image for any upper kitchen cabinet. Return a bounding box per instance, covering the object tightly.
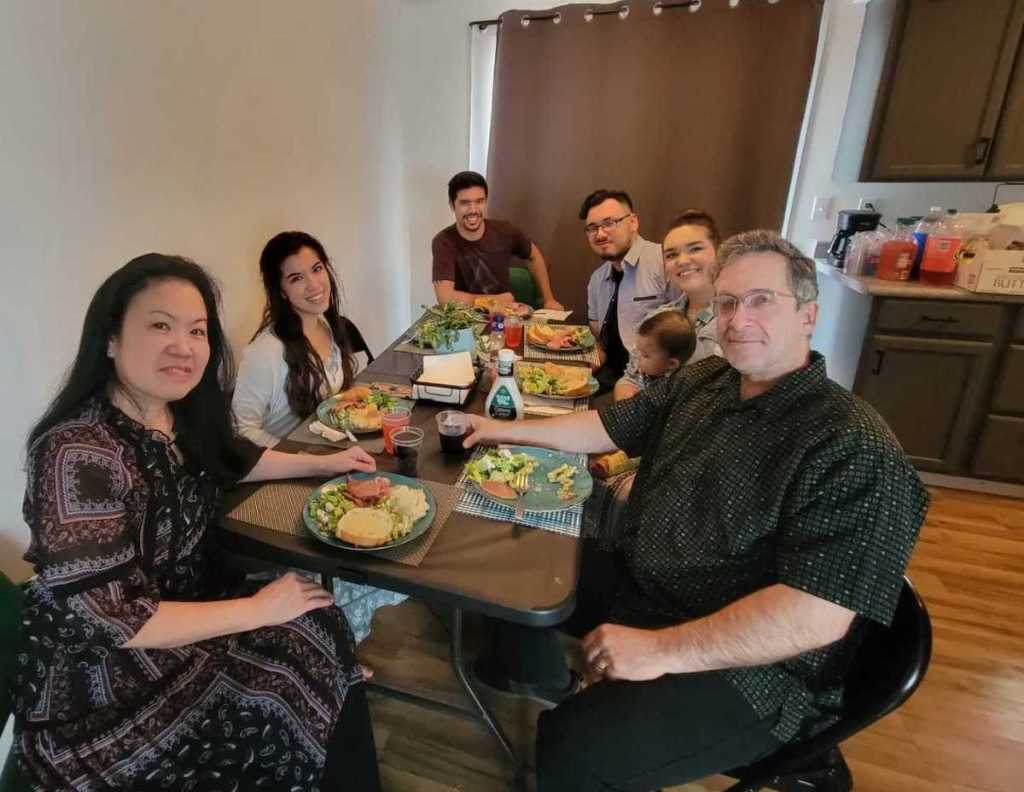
[988,31,1024,178]
[862,0,1024,181]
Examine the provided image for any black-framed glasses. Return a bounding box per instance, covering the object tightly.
[711,289,799,319]
[584,214,633,237]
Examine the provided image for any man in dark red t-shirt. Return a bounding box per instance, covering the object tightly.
[431,171,563,309]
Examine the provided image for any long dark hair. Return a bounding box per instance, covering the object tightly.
[254,231,356,420]
[27,253,248,483]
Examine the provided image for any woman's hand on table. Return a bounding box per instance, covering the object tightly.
[324,445,377,474]
[542,298,564,311]
[249,572,334,627]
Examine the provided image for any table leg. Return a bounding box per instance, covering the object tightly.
[448,606,524,790]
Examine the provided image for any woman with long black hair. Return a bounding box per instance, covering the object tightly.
[233,231,405,645]
[232,231,368,447]
[15,253,380,790]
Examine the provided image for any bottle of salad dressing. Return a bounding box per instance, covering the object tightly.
[485,349,524,420]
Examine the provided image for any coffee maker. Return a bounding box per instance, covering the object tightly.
[828,209,882,268]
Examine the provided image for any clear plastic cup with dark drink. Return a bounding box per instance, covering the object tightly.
[392,427,424,478]
[436,410,470,457]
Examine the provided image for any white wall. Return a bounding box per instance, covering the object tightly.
[787,0,999,371]
[0,0,410,579]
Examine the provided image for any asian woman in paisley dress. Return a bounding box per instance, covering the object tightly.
[14,254,382,791]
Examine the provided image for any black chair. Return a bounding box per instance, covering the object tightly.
[722,576,932,792]
[0,572,33,792]
[342,316,374,364]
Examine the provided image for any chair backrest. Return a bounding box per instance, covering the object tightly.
[509,267,539,308]
[0,572,25,730]
[726,577,932,786]
[341,317,374,364]
[792,576,932,760]
[838,576,932,729]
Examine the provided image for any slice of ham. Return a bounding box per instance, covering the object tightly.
[346,476,391,506]
[480,480,518,500]
[546,331,573,349]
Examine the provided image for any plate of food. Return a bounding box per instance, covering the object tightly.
[462,446,593,512]
[515,362,598,400]
[316,385,413,434]
[304,472,436,551]
[526,323,595,352]
[473,296,533,319]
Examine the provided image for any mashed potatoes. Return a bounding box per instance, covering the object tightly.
[387,485,429,523]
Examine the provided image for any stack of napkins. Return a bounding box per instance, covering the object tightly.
[412,351,476,405]
[532,309,573,322]
[521,393,577,416]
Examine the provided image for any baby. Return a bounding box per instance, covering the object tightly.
[630,309,696,392]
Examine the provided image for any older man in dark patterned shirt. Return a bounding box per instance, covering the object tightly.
[464,229,929,792]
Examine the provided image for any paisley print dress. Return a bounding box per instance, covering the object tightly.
[14,400,362,791]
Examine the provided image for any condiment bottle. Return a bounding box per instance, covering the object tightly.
[485,348,524,421]
[877,218,918,281]
[921,210,965,286]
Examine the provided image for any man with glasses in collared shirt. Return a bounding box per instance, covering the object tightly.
[581,189,676,393]
[466,229,928,791]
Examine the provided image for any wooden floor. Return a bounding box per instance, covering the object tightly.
[358,487,1024,792]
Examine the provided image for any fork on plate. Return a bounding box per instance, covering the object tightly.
[512,470,530,520]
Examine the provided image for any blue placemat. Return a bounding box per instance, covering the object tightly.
[454,447,585,538]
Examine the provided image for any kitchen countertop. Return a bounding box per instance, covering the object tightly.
[814,260,1024,304]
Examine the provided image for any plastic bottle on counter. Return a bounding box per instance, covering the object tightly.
[921,210,966,286]
[912,207,944,277]
[876,218,919,281]
[484,348,524,420]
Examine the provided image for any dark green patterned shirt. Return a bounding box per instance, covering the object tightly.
[598,352,928,742]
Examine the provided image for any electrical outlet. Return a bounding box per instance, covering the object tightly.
[858,197,879,212]
[810,196,832,222]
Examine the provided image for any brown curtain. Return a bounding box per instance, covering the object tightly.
[486,0,822,318]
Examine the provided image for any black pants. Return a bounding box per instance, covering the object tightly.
[321,683,381,791]
[482,542,782,791]
[594,363,626,395]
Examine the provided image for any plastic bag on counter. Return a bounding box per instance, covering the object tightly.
[845,229,890,276]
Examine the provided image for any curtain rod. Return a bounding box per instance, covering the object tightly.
[470,1,731,30]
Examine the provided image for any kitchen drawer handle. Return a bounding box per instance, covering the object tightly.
[920,314,959,324]
[872,350,885,375]
[974,136,992,165]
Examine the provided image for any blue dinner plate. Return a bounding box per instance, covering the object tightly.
[316,394,415,434]
[303,472,436,552]
[466,446,594,512]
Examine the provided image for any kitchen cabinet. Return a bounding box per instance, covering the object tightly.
[972,416,1024,479]
[822,263,1024,483]
[855,335,995,471]
[863,0,1024,181]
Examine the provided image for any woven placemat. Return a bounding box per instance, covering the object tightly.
[453,447,584,538]
[285,421,388,451]
[226,478,459,566]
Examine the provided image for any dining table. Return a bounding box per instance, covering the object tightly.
[216,313,600,789]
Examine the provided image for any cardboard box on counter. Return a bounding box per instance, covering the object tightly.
[955,224,1024,295]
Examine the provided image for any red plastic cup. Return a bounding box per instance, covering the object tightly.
[382,406,412,454]
[505,316,523,348]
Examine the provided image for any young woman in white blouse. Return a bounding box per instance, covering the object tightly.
[233,231,368,446]
[233,230,404,648]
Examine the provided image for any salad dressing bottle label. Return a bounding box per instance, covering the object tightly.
[485,349,524,420]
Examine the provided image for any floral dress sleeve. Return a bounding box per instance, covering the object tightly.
[23,427,160,646]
